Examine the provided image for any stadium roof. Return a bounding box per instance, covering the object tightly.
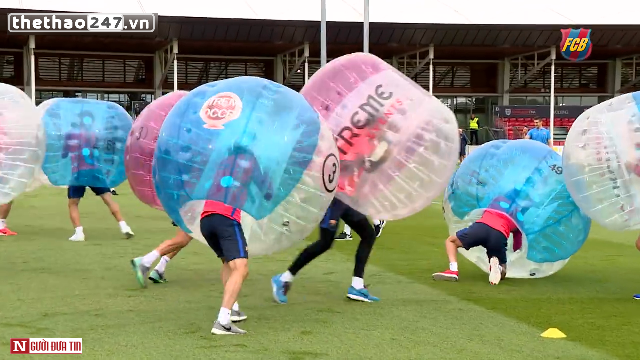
[5,0,640,26]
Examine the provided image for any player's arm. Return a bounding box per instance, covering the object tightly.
[547,131,553,148]
[525,130,531,140]
[512,228,523,253]
[249,157,274,200]
[61,134,70,159]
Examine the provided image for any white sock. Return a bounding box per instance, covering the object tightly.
[232,302,239,311]
[118,221,128,231]
[343,224,351,236]
[373,219,381,225]
[154,256,170,273]
[217,307,231,325]
[450,262,458,271]
[141,250,160,267]
[280,270,294,282]
[75,226,84,234]
[0,219,6,229]
[351,276,364,289]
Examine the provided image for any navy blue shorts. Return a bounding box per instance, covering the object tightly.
[67,186,111,199]
[320,198,367,232]
[456,222,508,264]
[200,214,247,262]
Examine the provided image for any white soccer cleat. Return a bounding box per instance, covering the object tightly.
[121,226,134,239]
[69,233,85,242]
[489,257,501,285]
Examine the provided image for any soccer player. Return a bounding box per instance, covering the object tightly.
[130,224,248,322]
[432,208,523,285]
[0,201,17,236]
[459,128,469,163]
[272,197,379,304]
[63,118,133,241]
[335,220,386,240]
[525,117,552,148]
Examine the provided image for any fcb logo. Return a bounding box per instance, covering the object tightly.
[560,28,593,62]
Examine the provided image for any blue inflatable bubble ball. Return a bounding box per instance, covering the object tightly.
[40,99,132,188]
[153,76,339,256]
[443,139,591,278]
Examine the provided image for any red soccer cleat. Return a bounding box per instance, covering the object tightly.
[432,269,459,282]
[0,227,17,236]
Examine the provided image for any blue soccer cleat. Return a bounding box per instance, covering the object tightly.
[346,286,380,302]
[271,275,291,304]
[633,294,640,300]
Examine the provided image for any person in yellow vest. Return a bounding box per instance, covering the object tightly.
[469,114,479,145]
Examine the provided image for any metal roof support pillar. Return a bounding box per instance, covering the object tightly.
[275,55,284,83]
[363,0,369,53]
[549,47,556,146]
[154,39,178,98]
[498,58,510,105]
[23,35,35,105]
[611,58,622,97]
[278,43,309,86]
[320,0,327,67]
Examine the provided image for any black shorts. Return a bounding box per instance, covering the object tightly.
[456,222,508,264]
[200,214,247,262]
[320,198,367,232]
[67,186,111,199]
[459,148,466,156]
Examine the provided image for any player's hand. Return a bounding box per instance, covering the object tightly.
[329,220,337,226]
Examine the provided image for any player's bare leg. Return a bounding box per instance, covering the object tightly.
[68,198,85,241]
[432,235,462,281]
[131,229,191,287]
[99,193,133,238]
[0,201,17,236]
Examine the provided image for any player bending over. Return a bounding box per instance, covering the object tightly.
[272,197,379,303]
[130,223,247,323]
[335,220,386,240]
[432,208,522,285]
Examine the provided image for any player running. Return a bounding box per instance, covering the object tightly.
[63,117,133,241]
[271,197,379,303]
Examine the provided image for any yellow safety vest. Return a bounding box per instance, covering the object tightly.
[469,117,479,130]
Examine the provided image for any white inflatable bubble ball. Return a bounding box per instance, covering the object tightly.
[0,84,45,203]
[563,91,640,231]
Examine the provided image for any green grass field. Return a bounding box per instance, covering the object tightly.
[1,184,640,359]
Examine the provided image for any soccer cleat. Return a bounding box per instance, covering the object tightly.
[432,270,459,281]
[111,188,119,195]
[148,269,167,283]
[68,232,85,242]
[230,309,247,322]
[374,220,386,238]
[489,257,501,285]
[0,227,17,236]
[130,257,150,288]
[121,226,135,239]
[347,286,380,302]
[633,294,640,300]
[271,274,292,304]
[211,321,246,335]
[335,232,352,241]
